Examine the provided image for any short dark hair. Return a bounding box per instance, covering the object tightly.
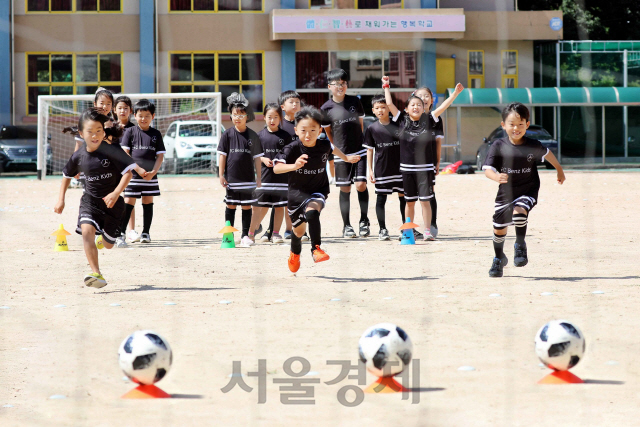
[502,102,530,122]
[263,103,283,120]
[294,106,323,127]
[114,95,132,110]
[405,95,424,109]
[326,68,349,85]
[134,99,155,115]
[62,108,123,140]
[227,92,255,122]
[371,94,386,107]
[278,90,302,106]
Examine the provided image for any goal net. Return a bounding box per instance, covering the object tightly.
[37,92,222,179]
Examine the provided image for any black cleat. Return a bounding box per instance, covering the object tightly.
[514,242,528,267]
[359,219,371,237]
[489,255,508,277]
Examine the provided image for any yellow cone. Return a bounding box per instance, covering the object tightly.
[51,224,71,252]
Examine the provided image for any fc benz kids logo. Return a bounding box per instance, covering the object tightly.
[101,159,111,167]
[527,154,534,162]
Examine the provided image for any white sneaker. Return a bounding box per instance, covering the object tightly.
[115,236,128,248]
[240,236,254,247]
[423,229,435,241]
[272,233,284,244]
[140,233,151,243]
[127,230,140,242]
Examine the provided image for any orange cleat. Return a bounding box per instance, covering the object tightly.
[312,245,330,263]
[288,252,301,272]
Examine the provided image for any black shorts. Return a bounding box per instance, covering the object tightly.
[335,154,367,187]
[124,176,161,198]
[255,185,288,207]
[75,193,125,244]
[402,172,434,202]
[224,182,257,206]
[288,193,327,228]
[374,174,404,195]
[493,195,537,228]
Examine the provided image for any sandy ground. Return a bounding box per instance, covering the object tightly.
[1,171,639,427]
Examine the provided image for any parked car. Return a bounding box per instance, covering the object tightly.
[162,120,224,174]
[476,125,559,170]
[0,125,52,173]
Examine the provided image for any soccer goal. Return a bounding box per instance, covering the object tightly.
[36,92,222,179]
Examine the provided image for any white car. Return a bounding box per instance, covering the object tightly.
[163,120,225,174]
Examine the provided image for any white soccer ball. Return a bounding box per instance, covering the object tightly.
[358,323,413,377]
[118,330,172,385]
[535,320,585,371]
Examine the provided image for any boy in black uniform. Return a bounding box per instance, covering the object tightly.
[321,69,370,238]
[274,106,360,273]
[55,109,137,288]
[119,99,166,244]
[483,102,565,277]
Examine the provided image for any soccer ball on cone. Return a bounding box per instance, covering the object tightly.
[535,320,585,371]
[358,323,413,377]
[118,330,173,385]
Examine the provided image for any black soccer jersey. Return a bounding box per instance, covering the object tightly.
[280,118,299,141]
[428,113,444,164]
[321,95,365,156]
[393,111,438,173]
[120,126,166,177]
[217,127,263,184]
[258,127,291,185]
[363,120,401,179]
[482,136,550,201]
[63,142,136,198]
[274,139,333,205]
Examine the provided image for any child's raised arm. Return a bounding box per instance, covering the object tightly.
[381,76,399,118]
[432,83,464,119]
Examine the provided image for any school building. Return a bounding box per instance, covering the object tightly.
[0,0,562,129]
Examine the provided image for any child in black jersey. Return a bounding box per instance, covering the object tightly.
[254,103,292,244]
[321,69,370,239]
[119,99,166,244]
[55,109,138,289]
[112,96,137,246]
[217,93,264,247]
[274,106,360,273]
[483,103,565,277]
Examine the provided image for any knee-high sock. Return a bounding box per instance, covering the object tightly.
[430,195,438,226]
[120,203,135,236]
[493,232,506,258]
[305,210,321,252]
[513,213,528,244]
[376,194,387,230]
[225,207,236,227]
[290,232,302,255]
[267,208,275,235]
[339,191,351,227]
[142,203,154,234]
[241,208,252,238]
[358,188,369,223]
[399,195,406,223]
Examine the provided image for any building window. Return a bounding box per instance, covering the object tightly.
[309,0,402,8]
[169,52,264,113]
[501,50,518,88]
[468,50,484,89]
[169,0,262,12]
[26,52,122,115]
[26,0,121,12]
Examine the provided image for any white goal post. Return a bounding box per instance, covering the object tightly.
[37,92,222,179]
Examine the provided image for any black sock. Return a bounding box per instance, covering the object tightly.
[493,232,506,258]
[241,208,252,238]
[399,195,406,223]
[339,191,351,227]
[513,213,528,244]
[376,194,387,230]
[290,232,302,255]
[225,207,236,227]
[142,203,154,234]
[305,210,321,252]
[267,208,275,236]
[121,203,135,236]
[430,195,438,227]
[358,188,369,223]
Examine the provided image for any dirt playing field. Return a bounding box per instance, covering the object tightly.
[1,171,639,426]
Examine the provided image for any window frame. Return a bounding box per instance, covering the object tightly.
[501,49,518,89]
[308,0,404,8]
[25,51,124,116]
[25,0,123,13]
[168,50,265,116]
[167,0,264,13]
[467,50,484,89]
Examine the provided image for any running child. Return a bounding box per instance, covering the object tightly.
[483,102,565,277]
[118,99,165,245]
[363,94,405,241]
[254,103,292,244]
[274,106,360,272]
[216,93,264,247]
[54,108,136,288]
[321,69,370,238]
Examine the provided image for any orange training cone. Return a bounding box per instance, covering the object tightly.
[364,376,410,393]
[121,384,172,399]
[538,370,584,384]
[51,224,71,252]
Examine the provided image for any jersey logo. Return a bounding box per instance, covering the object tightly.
[151,136,157,143]
[349,106,356,113]
[248,140,253,147]
[395,130,400,136]
[278,139,284,146]
[527,154,534,162]
[101,159,110,168]
[322,153,329,163]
